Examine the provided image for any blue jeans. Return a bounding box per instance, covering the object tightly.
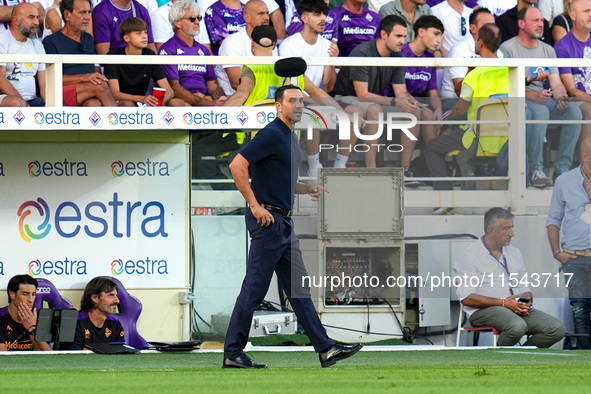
[526,99,581,173]
[562,256,591,349]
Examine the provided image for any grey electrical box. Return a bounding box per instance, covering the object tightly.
[318,168,403,239]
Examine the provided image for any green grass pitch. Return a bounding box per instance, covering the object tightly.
[1,348,590,393]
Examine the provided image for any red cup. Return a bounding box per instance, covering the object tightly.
[153,87,166,106]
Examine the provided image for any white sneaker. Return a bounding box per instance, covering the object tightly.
[530,170,552,188]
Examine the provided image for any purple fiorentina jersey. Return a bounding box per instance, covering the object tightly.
[286,13,303,36]
[204,1,245,54]
[322,6,380,57]
[158,35,216,95]
[92,0,154,49]
[401,43,437,97]
[555,31,591,95]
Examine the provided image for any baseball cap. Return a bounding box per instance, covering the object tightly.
[251,25,277,48]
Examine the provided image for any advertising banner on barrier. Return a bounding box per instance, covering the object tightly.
[0,143,187,289]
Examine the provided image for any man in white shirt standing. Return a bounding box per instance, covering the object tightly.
[432,0,473,52]
[453,207,565,347]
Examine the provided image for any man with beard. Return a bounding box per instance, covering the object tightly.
[223,85,362,368]
[67,277,126,350]
[0,2,46,106]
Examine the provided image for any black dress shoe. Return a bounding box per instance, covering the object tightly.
[223,354,267,369]
[318,343,363,368]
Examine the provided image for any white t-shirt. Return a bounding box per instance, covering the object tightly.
[538,0,564,23]
[476,0,517,17]
[152,0,210,45]
[216,27,278,96]
[0,29,46,101]
[441,35,504,98]
[278,32,331,87]
[432,1,473,52]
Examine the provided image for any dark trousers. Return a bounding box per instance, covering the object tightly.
[424,128,465,190]
[562,256,591,349]
[223,208,333,358]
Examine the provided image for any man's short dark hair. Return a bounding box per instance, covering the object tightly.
[80,277,118,312]
[297,0,329,17]
[275,84,302,103]
[379,15,406,36]
[484,207,514,233]
[413,15,444,37]
[517,5,532,21]
[7,275,38,300]
[60,0,92,24]
[478,23,501,53]
[469,7,492,26]
[119,17,148,39]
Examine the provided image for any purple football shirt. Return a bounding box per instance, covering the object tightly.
[322,5,381,57]
[92,0,154,50]
[158,35,216,95]
[555,31,591,95]
[401,43,437,97]
[204,1,245,54]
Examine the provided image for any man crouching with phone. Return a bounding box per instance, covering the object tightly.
[453,208,565,347]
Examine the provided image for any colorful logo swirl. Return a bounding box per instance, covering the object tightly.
[183,113,193,125]
[28,161,41,177]
[111,161,124,177]
[256,112,267,124]
[108,113,118,125]
[34,112,44,125]
[28,259,42,276]
[111,259,124,275]
[303,107,328,131]
[17,198,52,243]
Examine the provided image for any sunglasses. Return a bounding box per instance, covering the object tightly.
[461,16,467,36]
[183,15,202,23]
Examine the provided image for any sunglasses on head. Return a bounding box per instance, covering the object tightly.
[184,15,202,23]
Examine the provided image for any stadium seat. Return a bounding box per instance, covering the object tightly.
[34,278,74,310]
[455,302,499,347]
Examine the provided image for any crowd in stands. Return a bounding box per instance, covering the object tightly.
[1,0,590,187]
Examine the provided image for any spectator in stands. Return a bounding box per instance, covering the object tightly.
[279,0,338,91]
[284,0,330,36]
[500,6,581,187]
[43,0,71,40]
[92,0,155,54]
[0,0,45,32]
[379,0,432,43]
[0,275,52,351]
[432,0,473,52]
[217,0,275,96]
[68,277,126,350]
[204,0,245,54]
[159,0,226,106]
[540,0,565,22]
[0,3,46,106]
[476,0,517,17]
[555,0,591,142]
[424,23,508,190]
[153,0,211,52]
[441,7,498,100]
[323,0,381,57]
[454,207,565,348]
[331,15,423,177]
[402,15,444,142]
[228,25,361,174]
[43,0,117,107]
[551,0,573,44]
[496,0,553,45]
[104,17,185,106]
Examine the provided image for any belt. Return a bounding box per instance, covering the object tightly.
[261,204,292,218]
[563,248,591,256]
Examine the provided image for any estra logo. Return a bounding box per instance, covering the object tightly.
[111,258,168,275]
[108,111,154,125]
[28,159,88,177]
[16,193,168,243]
[28,258,87,276]
[111,159,170,177]
[34,111,80,125]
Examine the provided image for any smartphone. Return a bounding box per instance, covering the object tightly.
[529,67,552,78]
[516,297,530,303]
